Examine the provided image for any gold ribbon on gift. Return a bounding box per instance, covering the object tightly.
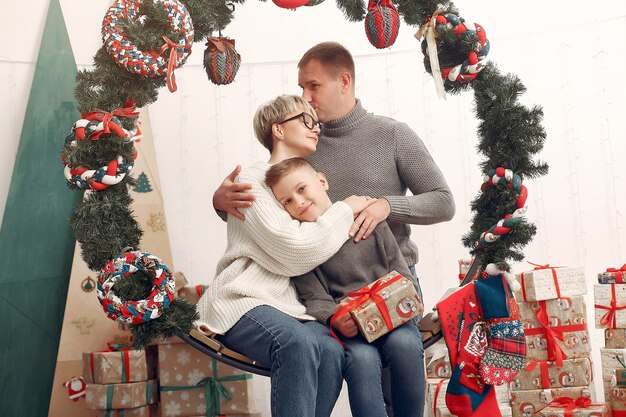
[415,8,447,100]
[160,358,252,417]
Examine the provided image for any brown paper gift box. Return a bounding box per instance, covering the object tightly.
[537,402,609,417]
[510,357,593,391]
[83,347,157,384]
[177,285,208,305]
[158,342,256,416]
[95,404,159,417]
[594,284,626,328]
[605,329,626,349]
[437,405,511,417]
[425,340,452,378]
[509,385,594,417]
[337,271,423,343]
[518,297,591,362]
[514,266,586,302]
[85,380,158,410]
[600,347,626,382]
[609,387,626,412]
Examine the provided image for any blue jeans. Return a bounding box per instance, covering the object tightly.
[217,305,344,417]
[341,320,425,417]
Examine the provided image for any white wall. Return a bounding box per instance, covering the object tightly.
[3,1,626,415]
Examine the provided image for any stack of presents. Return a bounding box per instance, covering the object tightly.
[81,283,259,417]
[430,262,618,417]
[509,265,609,416]
[596,266,626,416]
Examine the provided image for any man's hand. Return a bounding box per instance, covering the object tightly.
[213,165,255,221]
[331,312,359,338]
[349,198,391,242]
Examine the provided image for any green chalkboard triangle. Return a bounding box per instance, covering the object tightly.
[0,0,81,415]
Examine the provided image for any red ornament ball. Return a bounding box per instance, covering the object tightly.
[203,37,241,85]
[272,0,309,9]
[364,0,400,49]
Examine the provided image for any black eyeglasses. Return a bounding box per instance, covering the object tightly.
[278,112,321,130]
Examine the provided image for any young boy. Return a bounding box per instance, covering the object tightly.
[265,157,425,417]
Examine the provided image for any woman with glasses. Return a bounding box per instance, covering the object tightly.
[196,95,374,417]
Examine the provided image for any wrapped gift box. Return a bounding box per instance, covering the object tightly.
[510,386,594,417]
[337,271,424,343]
[437,405,512,417]
[83,347,157,384]
[606,329,626,349]
[85,380,158,410]
[600,348,626,382]
[510,357,593,391]
[598,266,626,284]
[425,340,452,378]
[537,402,609,417]
[594,284,626,328]
[515,266,586,302]
[96,404,158,417]
[158,342,256,416]
[608,387,626,413]
[177,285,207,305]
[518,297,590,362]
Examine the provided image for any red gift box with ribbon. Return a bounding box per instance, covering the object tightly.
[594,284,626,329]
[537,396,609,417]
[515,264,586,302]
[332,271,423,343]
[518,297,590,365]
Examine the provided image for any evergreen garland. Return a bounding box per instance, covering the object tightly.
[64,0,547,347]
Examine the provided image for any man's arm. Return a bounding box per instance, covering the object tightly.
[213,165,255,221]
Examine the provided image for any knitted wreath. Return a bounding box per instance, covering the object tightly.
[102,0,194,92]
[419,12,490,86]
[62,109,140,191]
[97,251,176,325]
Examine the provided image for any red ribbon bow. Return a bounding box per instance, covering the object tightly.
[539,396,598,417]
[523,300,587,367]
[595,283,626,328]
[329,274,402,348]
[606,264,626,283]
[160,36,182,93]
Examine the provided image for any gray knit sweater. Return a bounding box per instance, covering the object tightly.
[307,100,455,266]
[292,221,414,324]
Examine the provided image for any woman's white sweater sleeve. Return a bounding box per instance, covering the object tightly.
[237,168,353,277]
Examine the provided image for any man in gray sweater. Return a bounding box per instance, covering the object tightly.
[213,42,455,417]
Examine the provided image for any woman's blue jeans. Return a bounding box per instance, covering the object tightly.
[341,320,425,417]
[217,305,344,417]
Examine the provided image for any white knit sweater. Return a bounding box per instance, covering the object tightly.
[196,161,354,334]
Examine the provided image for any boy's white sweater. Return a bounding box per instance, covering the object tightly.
[196,161,354,334]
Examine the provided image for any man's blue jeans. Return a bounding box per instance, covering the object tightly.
[217,305,344,417]
[341,319,425,417]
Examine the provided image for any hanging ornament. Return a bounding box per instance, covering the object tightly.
[203,37,241,85]
[364,0,400,49]
[272,0,309,9]
[63,376,86,401]
[101,0,194,92]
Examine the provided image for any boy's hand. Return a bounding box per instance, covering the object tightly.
[331,312,359,338]
[350,198,391,242]
[213,165,255,221]
[343,195,377,217]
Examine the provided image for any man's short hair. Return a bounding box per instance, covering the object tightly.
[253,95,314,153]
[265,157,316,188]
[298,42,355,80]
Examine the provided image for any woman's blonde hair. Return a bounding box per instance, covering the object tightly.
[253,95,314,152]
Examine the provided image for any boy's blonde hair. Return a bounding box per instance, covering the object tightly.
[265,157,315,188]
[253,95,315,152]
